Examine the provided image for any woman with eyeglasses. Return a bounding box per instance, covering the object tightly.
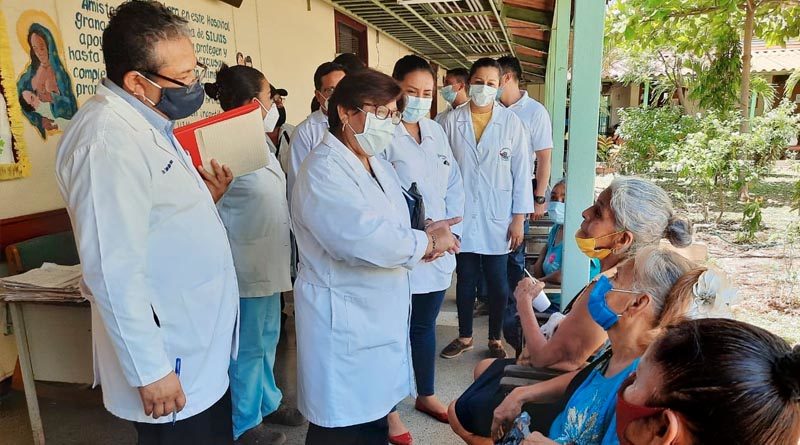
[379,55,465,445]
[290,68,462,445]
[438,57,534,361]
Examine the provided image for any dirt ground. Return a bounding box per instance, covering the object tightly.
[598,159,800,344]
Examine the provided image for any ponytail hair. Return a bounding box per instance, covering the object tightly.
[649,319,800,444]
[204,63,266,111]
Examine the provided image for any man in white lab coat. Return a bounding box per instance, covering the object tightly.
[434,67,470,125]
[496,56,555,353]
[287,62,345,201]
[55,2,237,444]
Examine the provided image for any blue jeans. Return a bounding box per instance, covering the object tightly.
[410,290,446,396]
[229,294,283,439]
[456,253,509,340]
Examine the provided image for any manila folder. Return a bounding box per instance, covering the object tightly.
[194,107,269,177]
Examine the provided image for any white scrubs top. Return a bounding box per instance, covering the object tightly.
[503,92,553,179]
[218,150,292,298]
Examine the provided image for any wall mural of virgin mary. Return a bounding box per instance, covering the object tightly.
[16,19,77,139]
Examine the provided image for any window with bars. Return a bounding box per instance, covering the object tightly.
[334,11,368,66]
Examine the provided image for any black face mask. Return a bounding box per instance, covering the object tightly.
[276,106,287,128]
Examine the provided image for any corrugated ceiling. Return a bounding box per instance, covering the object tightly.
[329,0,555,82]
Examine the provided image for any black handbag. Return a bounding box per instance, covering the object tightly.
[403,182,427,230]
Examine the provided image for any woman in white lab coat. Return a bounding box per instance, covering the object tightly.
[438,58,534,361]
[204,65,302,445]
[380,55,465,444]
[290,68,461,445]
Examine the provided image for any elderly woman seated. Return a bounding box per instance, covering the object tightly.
[475,177,693,387]
[607,317,800,445]
[450,247,699,444]
[510,178,691,373]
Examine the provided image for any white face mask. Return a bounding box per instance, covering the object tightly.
[402,95,432,124]
[347,110,397,157]
[318,92,330,115]
[469,84,497,107]
[548,201,565,225]
[256,98,279,132]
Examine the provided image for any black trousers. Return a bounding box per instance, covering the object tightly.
[305,415,388,445]
[134,389,233,445]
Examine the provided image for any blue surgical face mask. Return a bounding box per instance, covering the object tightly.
[402,95,432,124]
[138,73,205,120]
[495,85,505,101]
[587,275,629,331]
[547,201,565,225]
[469,84,497,107]
[440,85,458,104]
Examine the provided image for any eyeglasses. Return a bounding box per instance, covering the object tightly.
[141,62,208,91]
[319,87,336,97]
[360,103,402,125]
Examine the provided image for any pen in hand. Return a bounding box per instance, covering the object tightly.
[172,358,181,426]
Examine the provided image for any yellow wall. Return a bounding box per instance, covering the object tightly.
[0,0,422,220]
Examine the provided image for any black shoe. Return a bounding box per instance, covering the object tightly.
[263,404,306,427]
[235,424,287,445]
[440,338,474,359]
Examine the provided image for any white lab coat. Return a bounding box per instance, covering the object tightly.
[217,151,292,297]
[288,109,328,202]
[503,92,553,179]
[440,103,534,255]
[381,118,465,294]
[291,132,428,427]
[55,83,239,423]
[434,101,468,126]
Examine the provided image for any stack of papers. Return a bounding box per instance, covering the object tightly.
[0,263,84,303]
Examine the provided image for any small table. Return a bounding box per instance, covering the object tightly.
[4,296,92,445]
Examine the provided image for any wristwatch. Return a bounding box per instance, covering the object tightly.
[534,195,546,205]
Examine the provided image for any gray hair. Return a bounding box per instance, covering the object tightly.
[632,246,695,324]
[609,177,692,250]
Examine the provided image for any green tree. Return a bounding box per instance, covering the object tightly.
[608,0,800,132]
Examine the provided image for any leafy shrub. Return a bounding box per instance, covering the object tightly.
[614,106,699,174]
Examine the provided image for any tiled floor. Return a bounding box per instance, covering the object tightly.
[0,285,498,445]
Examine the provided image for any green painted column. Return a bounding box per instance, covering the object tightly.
[543,0,571,185]
[642,80,650,108]
[561,0,606,303]
[749,91,758,120]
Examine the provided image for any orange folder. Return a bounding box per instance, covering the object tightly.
[173,102,261,169]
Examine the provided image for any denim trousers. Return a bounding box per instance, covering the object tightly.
[410,290,446,395]
[456,253,509,340]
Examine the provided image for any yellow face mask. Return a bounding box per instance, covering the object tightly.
[575,231,625,259]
